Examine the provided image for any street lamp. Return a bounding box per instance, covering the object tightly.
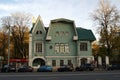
[8,25,10,65]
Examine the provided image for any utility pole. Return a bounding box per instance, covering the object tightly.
[8,26,10,65]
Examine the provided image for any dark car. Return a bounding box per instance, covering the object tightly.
[75,64,94,71]
[57,65,73,72]
[1,65,16,72]
[37,65,52,72]
[106,64,120,70]
[18,65,33,72]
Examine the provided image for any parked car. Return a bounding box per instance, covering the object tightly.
[37,65,52,72]
[1,64,16,72]
[57,65,73,72]
[106,64,120,70]
[75,64,94,71]
[18,65,33,72]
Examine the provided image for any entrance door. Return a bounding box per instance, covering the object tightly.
[81,58,87,65]
[33,58,45,66]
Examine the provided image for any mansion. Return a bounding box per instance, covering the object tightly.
[29,16,96,68]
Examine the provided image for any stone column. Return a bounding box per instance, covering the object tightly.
[92,56,94,61]
[87,57,91,64]
[105,56,109,65]
[98,56,102,65]
[79,58,81,66]
[29,34,32,66]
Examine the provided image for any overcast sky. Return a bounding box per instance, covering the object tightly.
[0,0,120,39]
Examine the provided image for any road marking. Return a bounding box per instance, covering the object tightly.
[36,77,58,79]
[0,72,120,77]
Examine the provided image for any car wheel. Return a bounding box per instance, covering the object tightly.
[37,69,39,72]
[75,68,80,71]
[18,70,21,72]
[5,69,9,72]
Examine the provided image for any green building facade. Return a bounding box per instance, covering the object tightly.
[29,16,96,68]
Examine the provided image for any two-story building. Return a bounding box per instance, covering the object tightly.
[29,16,96,68]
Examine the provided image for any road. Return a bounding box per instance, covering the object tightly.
[0,71,120,80]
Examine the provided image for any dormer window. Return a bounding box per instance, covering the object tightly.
[65,31,69,36]
[40,31,42,34]
[36,31,39,34]
[56,31,59,36]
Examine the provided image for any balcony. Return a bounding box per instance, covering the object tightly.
[46,36,52,40]
[73,36,78,40]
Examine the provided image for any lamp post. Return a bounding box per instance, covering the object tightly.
[8,26,10,65]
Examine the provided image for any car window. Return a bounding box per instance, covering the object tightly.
[40,66,45,68]
[20,66,25,68]
[4,65,9,68]
[10,65,16,68]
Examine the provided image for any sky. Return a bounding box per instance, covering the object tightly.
[0,0,120,39]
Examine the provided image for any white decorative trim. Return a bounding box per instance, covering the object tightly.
[77,56,94,58]
[32,56,46,61]
[46,56,77,58]
[31,56,46,68]
[29,34,32,66]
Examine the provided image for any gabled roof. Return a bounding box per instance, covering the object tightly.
[30,15,46,33]
[51,18,74,23]
[76,27,96,41]
[46,18,78,37]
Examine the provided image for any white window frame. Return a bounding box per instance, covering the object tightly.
[60,43,65,53]
[65,44,70,53]
[55,44,59,53]
[34,41,44,53]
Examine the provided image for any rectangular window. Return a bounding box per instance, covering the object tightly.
[36,42,42,52]
[68,60,72,66]
[60,44,64,53]
[52,60,56,66]
[65,44,69,53]
[55,44,59,53]
[60,60,64,66]
[55,43,70,53]
[80,43,87,51]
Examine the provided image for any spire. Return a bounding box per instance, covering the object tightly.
[32,16,36,27]
[32,16,36,23]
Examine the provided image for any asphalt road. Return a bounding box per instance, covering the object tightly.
[0,71,120,80]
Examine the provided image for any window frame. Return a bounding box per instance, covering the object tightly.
[52,60,56,66]
[80,42,88,51]
[34,41,43,53]
[60,60,64,66]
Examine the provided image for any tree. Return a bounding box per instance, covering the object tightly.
[91,0,120,56]
[92,41,107,62]
[0,16,13,65]
[0,28,8,60]
[1,12,31,59]
[11,12,31,59]
[92,41,99,57]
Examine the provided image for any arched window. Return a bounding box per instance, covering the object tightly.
[36,30,42,34]
[36,31,39,34]
[40,31,42,34]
